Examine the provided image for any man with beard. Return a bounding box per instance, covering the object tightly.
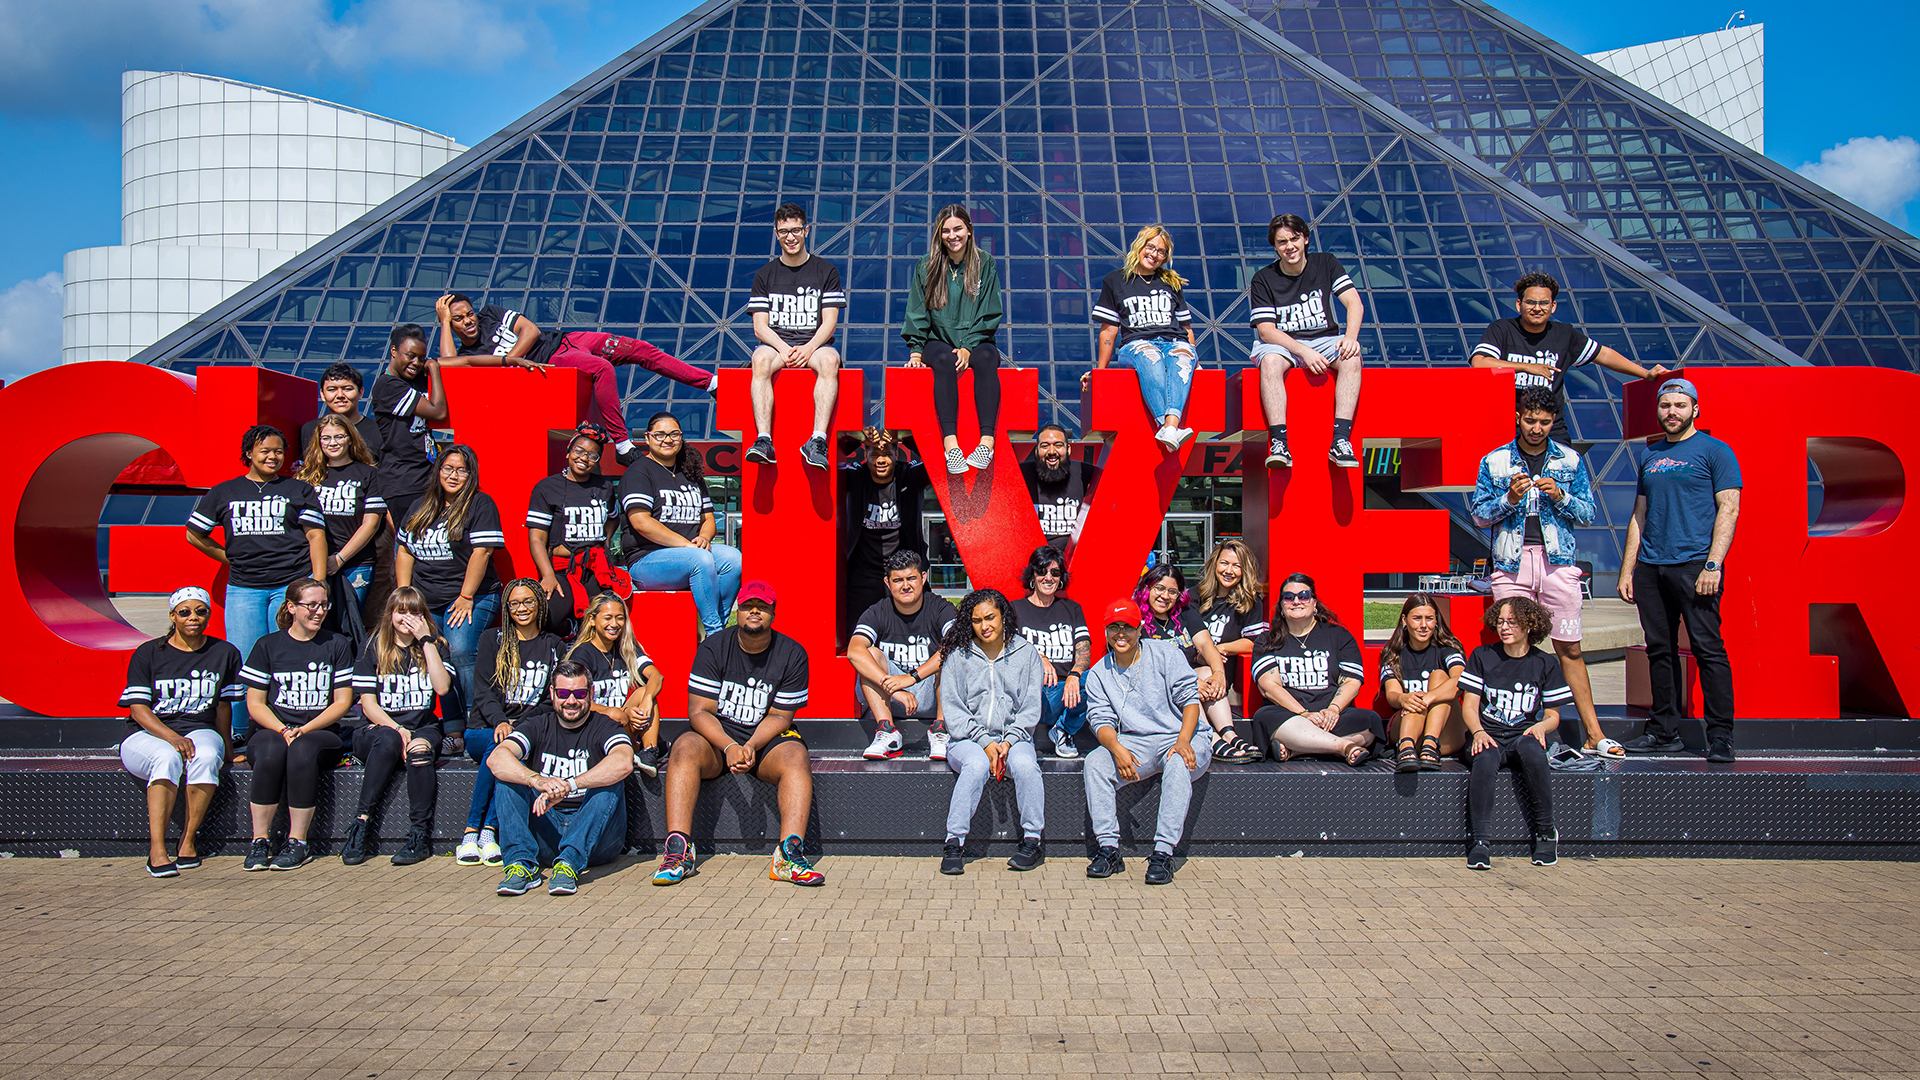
[839,428,930,643]
[1019,424,1103,553]
[1618,378,1742,763]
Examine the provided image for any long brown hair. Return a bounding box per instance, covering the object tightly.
[296,413,376,485]
[1257,572,1341,656]
[1197,539,1264,615]
[403,443,480,540]
[1379,593,1463,681]
[492,577,547,697]
[921,203,982,311]
[373,586,437,677]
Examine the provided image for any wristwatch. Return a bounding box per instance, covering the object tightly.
[1703,560,1722,572]
[566,777,580,795]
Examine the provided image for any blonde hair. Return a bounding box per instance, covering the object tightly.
[296,414,376,486]
[1121,224,1188,290]
[373,586,437,677]
[1197,539,1264,615]
[568,593,647,689]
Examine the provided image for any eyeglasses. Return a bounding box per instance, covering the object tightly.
[1495,617,1522,628]
[775,226,807,237]
[552,687,591,700]
[1520,299,1554,308]
[506,598,539,610]
[1142,245,1170,257]
[568,446,601,460]
[292,600,330,612]
[1280,591,1314,602]
[1035,567,1063,579]
[439,465,470,477]
[647,430,683,442]
[1148,584,1180,596]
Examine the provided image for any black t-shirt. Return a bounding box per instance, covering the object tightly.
[749,255,847,348]
[397,493,506,609]
[472,629,564,728]
[241,629,356,726]
[309,461,386,569]
[352,638,443,731]
[457,304,564,365]
[1141,603,1207,653]
[1009,596,1088,680]
[616,458,714,558]
[1460,644,1572,740]
[1472,318,1599,443]
[1094,269,1193,346]
[1020,458,1102,541]
[841,461,929,568]
[300,411,383,465]
[526,473,617,551]
[1192,597,1267,669]
[187,476,325,588]
[1380,641,1467,695]
[569,638,657,710]
[370,370,438,508]
[1248,252,1355,337]
[852,596,958,674]
[504,712,632,810]
[1253,621,1365,713]
[687,628,811,740]
[120,636,244,737]
[1518,445,1549,546]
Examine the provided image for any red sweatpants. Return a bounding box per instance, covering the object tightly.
[549,332,713,441]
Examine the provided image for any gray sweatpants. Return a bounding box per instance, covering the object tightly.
[1084,731,1213,853]
[945,739,1045,842]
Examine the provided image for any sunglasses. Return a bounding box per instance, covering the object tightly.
[552,687,591,700]
[1280,590,1314,602]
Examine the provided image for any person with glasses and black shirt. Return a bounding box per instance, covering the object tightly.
[297,413,385,648]
[616,412,743,636]
[1459,597,1571,870]
[745,203,847,470]
[839,428,930,643]
[525,424,619,637]
[1009,545,1090,758]
[298,361,383,464]
[395,444,505,717]
[462,578,564,866]
[1249,573,1382,766]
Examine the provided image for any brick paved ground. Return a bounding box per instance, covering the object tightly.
[1,854,1914,1079]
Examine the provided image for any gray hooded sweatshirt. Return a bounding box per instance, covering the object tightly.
[939,634,1044,747]
[1083,638,1200,736]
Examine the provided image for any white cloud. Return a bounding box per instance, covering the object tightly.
[1796,136,1920,226]
[0,271,62,385]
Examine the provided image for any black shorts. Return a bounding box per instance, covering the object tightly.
[719,724,805,750]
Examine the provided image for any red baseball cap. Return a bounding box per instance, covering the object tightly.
[737,580,777,607]
[1101,597,1142,628]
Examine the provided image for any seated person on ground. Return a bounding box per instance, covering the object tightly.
[744,203,846,471]
[344,587,452,868]
[1009,545,1090,759]
[1379,593,1467,773]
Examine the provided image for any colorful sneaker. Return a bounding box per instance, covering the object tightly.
[927,731,950,761]
[269,838,313,871]
[455,834,483,865]
[745,434,776,465]
[480,838,503,866]
[497,864,541,896]
[1328,438,1360,468]
[863,728,904,760]
[1265,437,1292,469]
[799,435,831,470]
[653,833,696,886]
[548,860,580,895]
[771,836,825,887]
[243,837,273,871]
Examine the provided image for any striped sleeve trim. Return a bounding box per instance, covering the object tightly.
[1072,624,1091,641]
[1243,621,1271,638]
[390,387,420,418]
[1251,654,1276,680]
[1542,685,1575,705]
[524,509,554,527]
[1458,671,1485,693]
[821,291,848,307]
[1575,338,1601,365]
[1331,273,1355,295]
[604,732,634,752]
[700,496,715,515]
[120,686,153,702]
[1338,661,1365,678]
[220,682,246,700]
[745,297,770,311]
[1378,662,1397,681]
[772,690,808,707]
[297,509,326,528]
[240,664,272,688]
[352,673,378,692]
[850,623,877,645]
[505,731,533,757]
[1471,342,1503,360]
[364,494,387,512]
[1176,309,1194,323]
[332,666,355,688]
[686,674,723,697]
[468,530,507,548]
[1445,651,1465,669]
[1091,304,1123,325]
[622,492,655,510]
[186,511,217,532]
[1248,306,1277,326]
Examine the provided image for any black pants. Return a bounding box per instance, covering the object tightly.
[247,727,344,809]
[352,724,440,830]
[841,561,888,646]
[923,339,1001,439]
[1633,560,1736,742]
[1469,734,1554,841]
[1245,704,1383,755]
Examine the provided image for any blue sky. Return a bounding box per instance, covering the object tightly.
[0,0,1915,381]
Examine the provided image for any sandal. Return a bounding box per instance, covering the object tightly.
[1585,738,1625,759]
[1269,740,1292,763]
[1212,730,1259,764]
[1343,741,1372,767]
[1417,734,1443,772]
[1394,737,1421,773]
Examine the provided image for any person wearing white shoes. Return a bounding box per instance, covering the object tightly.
[851,550,958,760]
[1246,212,1366,469]
[936,589,1047,875]
[903,204,1004,474]
[1081,598,1209,887]
[1018,425,1103,555]
[1087,224,1200,454]
[1009,545,1090,758]
[744,203,846,471]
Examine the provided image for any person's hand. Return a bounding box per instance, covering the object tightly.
[446,597,474,628]
[282,725,301,744]
[985,741,1008,781]
[726,742,755,774]
[1696,567,1722,596]
[1618,571,1635,604]
[539,573,563,600]
[1534,476,1563,503]
[397,612,431,639]
[880,673,915,694]
[891,690,920,715]
[1297,347,1331,375]
[689,535,712,551]
[504,354,549,376]
[1062,674,1081,710]
[1529,722,1553,749]
[625,700,656,737]
[325,553,342,576]
[1040,664,1058,688]
[1336,336,1361,362]
[435,294,454,323]
[1080,370,1093,391]
[785,345,813,369]
[954,348,972,373]
[1403,690,1429,714]
[1197,672,1225,702]
[169,733,196,759]
[494,721,513,742]
[1507,472,1533,505]
[1112,744,1139,781]
[1644,364,1672,380]
[906,353,926,369]
[1168,738,1197,771]
[1470,729,1496,755]
[1312,709,1337,731]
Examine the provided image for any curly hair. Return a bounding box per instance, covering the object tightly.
[939,588,1019,661]
[1514,271,1560,299]
[1020,544,1069,593]
[1380,593,1464,681]
[1486,595,1552,646]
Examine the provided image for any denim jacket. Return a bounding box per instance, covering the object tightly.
[1470,438,1595,571]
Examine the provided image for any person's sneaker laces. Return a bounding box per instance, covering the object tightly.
[1264,437,1292,468]
[1531,832,1558,867]
[340,819,372,865]
[390,826,432,866]
[1007,836,1044,872]
[770,836,825,886]
[940,839,966,875]
[964,443,994,470]
[1050,726,1078,759]
[455,834,482,865]
[1328,438,1360,468]
[927,731,950,761]
[496,864,541,895]
[269,838,312,871]
[1086,846,1124,879]
[1467,840,1492,871]
[653,833,696,886]
[634,744,662,778]
[548,860,580,895]
[1622,732,1684,753]
[243,837,273,871]
[745,434,777,465]
[1706,738,1736,763]
[1144,851,1174,885]
[863,728,904,760]
[799,435,831,470]
[944,448,968,474]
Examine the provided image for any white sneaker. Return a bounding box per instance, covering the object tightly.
[1154,426,1179,452]
[863,728,904,760]
[1051,727,1079,758]
[928,731,950,761]
[480,839,503,866]
[455,835,482,865]
[1168,426,1195,451]
[964,443,994,470]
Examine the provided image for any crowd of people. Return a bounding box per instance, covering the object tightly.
[119,205,1744,887]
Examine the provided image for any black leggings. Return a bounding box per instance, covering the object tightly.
[352,724,441,830]
[1469,734,1554,841]
[923,339,1001,439]
[247,727,344,809]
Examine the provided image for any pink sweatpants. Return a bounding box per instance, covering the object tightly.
[550,332,713,442]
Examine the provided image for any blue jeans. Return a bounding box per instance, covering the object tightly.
[1113,338,1198,424]
[224,582,286,743]
[628,543,742,632]
[1040,680,1088,737]
[342,564,372,610]
[464,727,503,833]
[494,781,626,870]
[432,593,500,724]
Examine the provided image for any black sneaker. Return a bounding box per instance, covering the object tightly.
[1007,836,1043,872]
[1144,851,1173,885]
[940,839,965,876]
[391,826,432,866]
[1706,738,1736,763]
[243,837,273,871]
[340,818,372,865]
[799,435,830,470]
[1328,438,1360,468]
[269,838,313,871]
[1466,840,1491,871]
[1264,437,1292,468]
[1086,846,1124,879]
[614,442,642,467]
[1622,732,1684,753]
[1531,833,1558,866]
[745,434,776,465]
[634,744,662,779]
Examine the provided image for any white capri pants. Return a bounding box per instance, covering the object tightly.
[119,729,225,786]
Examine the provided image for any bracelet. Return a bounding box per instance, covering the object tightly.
[458,594,473,602]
